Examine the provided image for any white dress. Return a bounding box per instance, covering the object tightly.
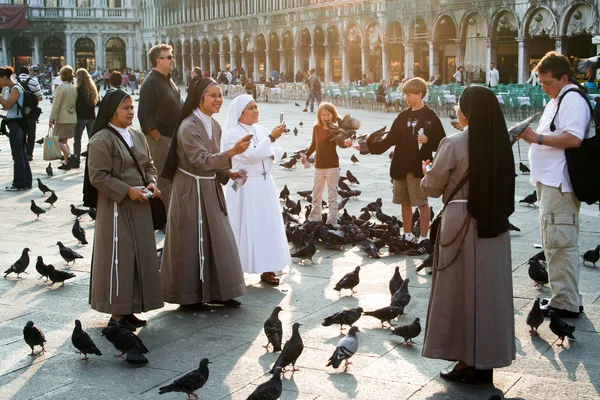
[223,123,291,274]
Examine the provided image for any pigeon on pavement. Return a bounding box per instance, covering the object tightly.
[333,266,360,295]
[46,163,53,178]
[279,184,290,200]
[263,306,283,352]
[322,307,363,332]
[57,241,83,266]
[528,258,549,287]
[388,266,403,296]
[416,253,433,272]
[391,278,411,309]
[101,325,149,363]
[519,162,530,174]
[391,317,421,345]
[71,319,102,360]
[270,323,303,373]
[526,299,544,336]
[44,191,58,207]
[364,306,404,328]
[582,245,600,267]
[159,358,211,398]
[23,321,46,356]
[549,310,576,347]
[72,219,88,245]
[351,154,359,164]
[290,240,316,265]
[30,200,46,220]
[35,256,50,281]
[37,178,51,195]
[346,170,360,185]
[326,326,360,372]
[4,248,30,278]
[247,367,283,400]
[519,190,537,206]
[47,265,76,286]
[509,222,521,232]
[70,204,89,219]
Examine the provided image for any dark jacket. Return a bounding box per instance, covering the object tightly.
[138,69,182,138]
[76,86,97,120]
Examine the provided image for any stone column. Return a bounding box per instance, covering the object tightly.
[381,43,390,81]
[33,36,40,66]
[309,44,316,70]
[324,43,331,82]
[342,44,348,82]
[209,52,215,75]
[65,33,74,66]
[404,43,413,78]
[294,49,300,76]
[1,36,8,66]
[555,37,563,54]
[219,51,225,71]
[265,50,271,77]
[253,51,260,81]
[279,48,285,77]
[126,35,134,69]
[427,41,434,79]
[230,50,237,71]
[242,51,248,73]
[360,44,367,75]
[517,37,525,84]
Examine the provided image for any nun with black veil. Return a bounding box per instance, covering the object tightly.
[420,86,516,384]
[161,78,251,309]
[84,88,164,333]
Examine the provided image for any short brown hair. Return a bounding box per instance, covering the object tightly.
[315,102,339,126]
[60,65,74,82]
[535,51,572,81]
[109,71,122,87]
[0,66,14,78]
[149,44,173,68]
[402,77,428,98]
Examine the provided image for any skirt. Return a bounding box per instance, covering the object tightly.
[54,123,76,139]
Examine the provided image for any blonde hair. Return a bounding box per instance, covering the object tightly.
[315,102,339,126]
[75,68,99,106]
[59,65,74,82]
[402,77,428,98]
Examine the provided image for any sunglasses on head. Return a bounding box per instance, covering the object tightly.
[159,55,174,60]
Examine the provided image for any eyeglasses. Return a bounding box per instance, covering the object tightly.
[159,55,174,60]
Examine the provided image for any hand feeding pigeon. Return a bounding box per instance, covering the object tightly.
[526,299,544,336]
[519,190,537,206]
[47,265,76,286]
[391,278,411,309]
[333,266,360,295]
[391,317,421,345]
[159,358,211,398]
[4,247,30,278]
[270,323,303,373]
[549,310,576,347]
[44,191,58,207]
[326,326,360,372]
[37,178,51,195]
[46,162,53,177]
[528,258,548,287]
[101,325,149,364]
[70,204,89,219]
[519,162,530,174]
[247,367,283,400]
[35,256,50,281]
[582,245,600,267]
[290,240,316,265]
[31,200,46,220]
[72,219,88,245]
[364,306,404,328]
[23,321,46,356]
[71,319,102,360]
[389,266,404,296]
[57,241,83,265]
[263,306,283,352]
[322,307,363,332]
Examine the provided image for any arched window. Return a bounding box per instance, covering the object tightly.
[44,0,59,6]
[11,0,27,5]
[77,0,90,6]
[107,0,122,7]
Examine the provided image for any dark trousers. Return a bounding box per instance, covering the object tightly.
[305,90,321,112]
[104,79,110,90]
[74,119,95,158]
[25,119,37,158]
[8,122,32,189]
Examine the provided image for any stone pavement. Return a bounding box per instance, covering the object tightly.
[0,89,599,400]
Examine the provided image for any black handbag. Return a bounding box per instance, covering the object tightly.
[430,173,469,247]
[108,127,167,231]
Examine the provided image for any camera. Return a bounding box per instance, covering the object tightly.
[143,189,153,199]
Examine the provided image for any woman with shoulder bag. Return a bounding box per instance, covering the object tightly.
[85,89,164,337]
[73,68,99,165]
[420,86,516,384]
[49,66,78,170]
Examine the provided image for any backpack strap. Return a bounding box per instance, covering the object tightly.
[550,88,596,132]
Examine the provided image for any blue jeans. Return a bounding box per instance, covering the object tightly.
[8,122,32,189]
[74,119,95,158]
[26,119,37,158]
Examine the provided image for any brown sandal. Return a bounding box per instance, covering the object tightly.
[260,272,280,286]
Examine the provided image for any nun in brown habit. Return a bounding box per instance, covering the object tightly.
[161,78,251,308]
[85,89,164,331]
[420,86,516,384]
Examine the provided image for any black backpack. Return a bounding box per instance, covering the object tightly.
[551,88,600,204]
[15,77,42,121]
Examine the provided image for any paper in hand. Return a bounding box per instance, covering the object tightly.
[232,168,247,192]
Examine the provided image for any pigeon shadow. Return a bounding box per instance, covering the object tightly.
[281,373,300,398]
[327,370,359,398]
[531,334,561,371]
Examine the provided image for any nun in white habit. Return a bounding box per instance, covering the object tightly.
[222,94,290,285]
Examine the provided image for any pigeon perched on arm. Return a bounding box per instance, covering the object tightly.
[388,266,403,296]
[4,248,30,278]
[333,266,360,295]
[159,358,211,398]
[101,325,149,364]
[526,299,544,336]
[364,306,404,328]
[23,321,46,356]
[57,241,83,266]
[549,310,576,347]
[582,245,600,267]
[322,307,363,332]
[47,265,76,286]
[35,256,50,281]
[248,367,283,400]
[391,317,421,345]
[30,200,46,220]
[528,259,548,287]
[37,178,52,196]
[72,219,88,245]
[263,306,283,352]
[326,326,360,372]
[44,191,58,207]
[71,319,102,360]
[270,323,303,373]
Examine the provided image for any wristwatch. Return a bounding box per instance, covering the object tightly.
[537,134,544,145]
[268,134,276,142]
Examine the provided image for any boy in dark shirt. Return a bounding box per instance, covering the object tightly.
[361,77,446,254]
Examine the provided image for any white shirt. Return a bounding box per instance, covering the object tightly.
[226,71,232,84]
[529,84,591,192]
[453,70,463,83]
[527,71,539,86]
[487,68,500,87]
[193,108,213,139]
[109,123,134,147]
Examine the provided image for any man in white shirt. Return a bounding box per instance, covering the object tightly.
[452,66,464,85]
[225,68,232,84]
[487,63,500,88]
[526,64,539,86]
[518,51,591,319]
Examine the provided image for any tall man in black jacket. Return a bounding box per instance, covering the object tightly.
[138,44,182,210]
[361,78,446,255]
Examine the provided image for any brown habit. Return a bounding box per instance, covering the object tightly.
[161,114,247,305]
[420,129,515,369]
[87,127,164,315]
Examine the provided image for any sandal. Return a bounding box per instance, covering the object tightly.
[261,272,280,286]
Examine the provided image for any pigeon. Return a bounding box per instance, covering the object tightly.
[338,178,351,192]
[389,266,404,296]
[159,358,211,398]
[574,55,599,74]
[248,367,283,400]
[44,190,58,207]
[102,325,149,364]
[23,321,46,356]
[519,190,537,206]
[293,127,298,136]
[299,121,303,126]
[304,204,312,220]
[526,299,544,336]
[270,323,303,373]
[46,162,53,177]
[281,152,287,160]
[509,222,521,232]
[284,196,296,209]
[530,250,546,263]
[346,170,360,185]
[57,241,83,266]
[363,198,383,212]
[364,306,404,328]
[30,200,46,220]
[290,240,316,265]
[391,278,411,309]
[37,178,51,195]
[322,308,363,332]
[549,310,576,347]
[36,138,44,145]
[88,207,97,220]
[519,162,530,174]
[72,219,88,245]
[416,253,434,272]
[294,102,301,106]
[391,317,421,345]
[333,266,360,295]
[289,199,301,216]
[70,204,89,219]
[35,256,50,281]
[279,184,290,200]
[582,244,600,267]
[297,190,312,198]
[358,209,370,222]
[375,208,392,224]
[263,306,283,352]
[4,248,30,278]
[47,265,76,286]
[326,326,360,372]
[280,158,297,170]
[71,319,102,360]
[351,154,359,164]
[528,258,548,287]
